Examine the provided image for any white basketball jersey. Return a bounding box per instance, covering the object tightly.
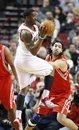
[18,23,39,54]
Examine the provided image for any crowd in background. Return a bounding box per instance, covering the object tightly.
[0,0,79,130]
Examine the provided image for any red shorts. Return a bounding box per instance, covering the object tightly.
[36,92,72,115]
[0,76,15,110]
[50,93,72,115]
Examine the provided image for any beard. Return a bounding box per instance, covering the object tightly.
[53,52,63,57]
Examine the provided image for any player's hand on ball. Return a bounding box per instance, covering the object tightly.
[39,25,47,39]
[40,19,55,37]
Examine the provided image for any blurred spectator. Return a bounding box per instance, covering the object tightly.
[66,44,79,66]
[72,7,79,23]
[72,36,79,51]
[34,79,44,99]
[61,13,75,33]
[59,12,75,48]
[23,87,37,128]
[40,0,52,14]
[66,2,75,13]
[69,23,79,44]
[40,0,60,14]
[59,0,78,13]
[32,7,46,23]
[45,11,60,43]
[24,87,36,109]
[49,0,60,7]
[71,0,79,7]
[74,57,79,73]
[53,6,66,28]
[70,44,79,67]
[75,71,79,85]
[64,44,79,76]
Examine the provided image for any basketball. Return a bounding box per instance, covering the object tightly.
[40,19,55,36]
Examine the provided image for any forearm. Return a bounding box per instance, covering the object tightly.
[30,36,45,55]
[30,24,47,55]
[49,61,59,69]
[11,66,18,82]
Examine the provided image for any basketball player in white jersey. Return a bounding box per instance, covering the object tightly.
[13,8,53,130]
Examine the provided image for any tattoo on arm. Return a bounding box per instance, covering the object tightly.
[21,30,32,48]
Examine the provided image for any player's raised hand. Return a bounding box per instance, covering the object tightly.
[39,25,47,39]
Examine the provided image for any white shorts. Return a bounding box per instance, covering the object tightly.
[14,48,53,90]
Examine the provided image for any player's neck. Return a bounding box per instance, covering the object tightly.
[52,55,58,59]
[24,20,35,27]
[24,22,32,28]
[52,55,62,60]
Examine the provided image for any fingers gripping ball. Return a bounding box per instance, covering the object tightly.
[40,19,55,36]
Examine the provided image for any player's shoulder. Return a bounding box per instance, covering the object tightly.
[18,23,24,29]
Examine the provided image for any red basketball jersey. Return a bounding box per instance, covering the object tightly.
[36,55,72,115]
[0,45,11,77]
[0,44,15,110]
[50,56,71,95]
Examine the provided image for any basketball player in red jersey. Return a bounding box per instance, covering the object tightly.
[25,40,79,130]
[0,44,20,130]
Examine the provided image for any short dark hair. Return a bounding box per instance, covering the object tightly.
[23,8,35,18]
[52,39,64,56]
[53,39,64,50]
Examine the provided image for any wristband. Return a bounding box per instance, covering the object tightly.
[39,35,46,40]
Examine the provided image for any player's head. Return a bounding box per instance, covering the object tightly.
[51,40,64,57]
[23,8,38,24]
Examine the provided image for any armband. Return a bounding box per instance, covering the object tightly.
[39,35,46,40]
